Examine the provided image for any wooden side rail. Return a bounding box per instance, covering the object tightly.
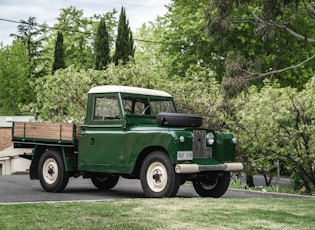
[13,122,74,141]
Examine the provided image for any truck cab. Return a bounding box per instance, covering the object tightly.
[13,85,243,198]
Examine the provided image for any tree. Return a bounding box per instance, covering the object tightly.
[0,41,32,115]
[113,7,135,65]
[52,31,66,73]
[94,18,110,70]
[10,16,48,78]
[204,0,315,93]
[232,79,315,194]
[154,0,218,78]
[55,6,95,69]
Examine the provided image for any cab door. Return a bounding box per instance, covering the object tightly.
[78,94,124,173]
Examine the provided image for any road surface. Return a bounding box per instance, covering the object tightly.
[0,175,311,204]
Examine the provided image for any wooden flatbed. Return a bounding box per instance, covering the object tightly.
[12,122,79,145]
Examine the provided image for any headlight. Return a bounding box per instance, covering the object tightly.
[206,132,214,145]
[232,137,237,144]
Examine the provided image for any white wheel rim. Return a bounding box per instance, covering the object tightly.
[42,158,58,185]
[146,161,168,193]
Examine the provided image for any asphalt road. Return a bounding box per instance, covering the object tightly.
[0,175,311,204]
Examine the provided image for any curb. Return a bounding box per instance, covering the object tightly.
[228,188,315,199]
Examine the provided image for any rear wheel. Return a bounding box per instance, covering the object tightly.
[193,172,230,198]
[140,151,180,198]
[38,150,69,192]
[91,175,119,190]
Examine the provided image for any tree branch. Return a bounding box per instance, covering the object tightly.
[242,54,315,80]
[251,10,315,45]
[271,21,315,45]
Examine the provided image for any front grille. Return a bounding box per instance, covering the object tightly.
[193,130,212,158]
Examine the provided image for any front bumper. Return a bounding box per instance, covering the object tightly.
[175,163,243,174]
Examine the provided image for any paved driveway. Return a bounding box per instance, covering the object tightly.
[0,175,312,204]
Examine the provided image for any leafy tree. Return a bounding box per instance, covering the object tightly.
[52,6,118,70]
[155,0,217,78]
[232,79,315,194]
[10,16,48,78]
[55,6,95,69]
[204,0,315,93]
[52,31,66,73]
[113,7,135,65]
[0,41,31,115]
[94,18,110,70]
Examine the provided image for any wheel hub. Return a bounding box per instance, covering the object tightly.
[152,171,162,182]
[48,165,55,176]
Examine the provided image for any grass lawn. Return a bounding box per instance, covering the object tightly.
[0,198,314,229]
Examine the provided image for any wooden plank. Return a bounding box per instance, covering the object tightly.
[13,122,75,141]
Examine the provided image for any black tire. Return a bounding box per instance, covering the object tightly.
[156,113,202,127]
[91,175,119,190]
[38,150,69,192]
[140,151,181,198]
[193,172,230,198]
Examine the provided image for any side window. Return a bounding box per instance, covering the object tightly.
[93,96,121,120]
[122,96,149,115]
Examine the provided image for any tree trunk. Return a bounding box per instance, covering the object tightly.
[246,174,255,188]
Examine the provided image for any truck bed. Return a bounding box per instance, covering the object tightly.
[12,122,79,146]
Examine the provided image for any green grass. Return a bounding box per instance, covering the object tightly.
[0,198,314,229]
[229,178,298,195]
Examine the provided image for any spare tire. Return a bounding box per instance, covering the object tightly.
[156,113,203,127]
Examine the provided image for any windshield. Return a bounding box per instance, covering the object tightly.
[122,96,176,116]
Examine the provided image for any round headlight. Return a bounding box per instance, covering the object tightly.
[179,136,185,143]
[206,132,214,145]
[232,137,237,144]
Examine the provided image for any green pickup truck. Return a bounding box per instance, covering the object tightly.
[12,85,243,198]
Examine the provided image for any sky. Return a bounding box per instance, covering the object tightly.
[0,0,170,45]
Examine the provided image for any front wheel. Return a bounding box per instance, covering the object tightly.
[91,175,119,190]
[140,151,180,198]
[193,172,230,198]
[38,150,69,192]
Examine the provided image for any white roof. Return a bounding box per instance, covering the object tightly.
[88,85,172,97]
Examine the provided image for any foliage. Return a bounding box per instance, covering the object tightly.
[0,41,32,115]
[156,0,217,79]
[231,78,315,194]
[113,7,135,65]
[52,31,66,73]
[94,18,110,70]
[54,6,95,69]
[25,66,102,122]
[205,0,315,90]
[10,16,49,79]
[134,23,166,72]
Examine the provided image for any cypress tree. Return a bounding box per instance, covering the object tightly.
[113,7,135,65]
[52,31,65,74]
[94,18,110,70]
